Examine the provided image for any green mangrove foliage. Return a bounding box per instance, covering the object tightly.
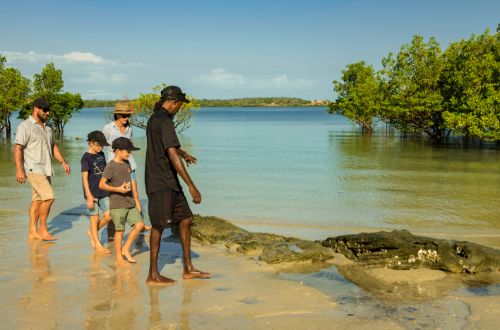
[328,61,382,132]
[132,83,200,133]
[0,55,30,137]
[18,63,83,134]
[330,26,500,141]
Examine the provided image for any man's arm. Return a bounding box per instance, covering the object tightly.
[53,144,70,175]
[177,148,197,166]
[14,144,26,184]
[167,147,201,204]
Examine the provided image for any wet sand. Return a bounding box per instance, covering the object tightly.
[0,191,499,329]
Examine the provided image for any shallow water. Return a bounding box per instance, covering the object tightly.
[1,107,499,329]
[2,107,499,242]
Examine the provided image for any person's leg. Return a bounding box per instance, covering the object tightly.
[90,214,111,254]
[122,222,144,263]
[146,227,176,285]
[98,211,111,229]
[28,200,42,240]
[114,231,128,266]
[88,214,97,248]
[121,208,144,263]
[98,198,112,230]
[27,174,54,240]
[111,208,128,266]
[179,217,210,279]
[107,221,115,241]
[38,199,55,240]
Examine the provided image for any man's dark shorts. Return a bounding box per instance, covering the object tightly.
[148,188,193,230]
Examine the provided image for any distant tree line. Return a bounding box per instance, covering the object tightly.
[197,97,313,107]
[0,57,83,136]
[329,25,500,142]
[85,97,315,108]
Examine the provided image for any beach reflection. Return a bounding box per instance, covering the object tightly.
[84,255,143,329]
[19,241,56,329]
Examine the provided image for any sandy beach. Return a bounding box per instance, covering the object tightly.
[1,196,499,329]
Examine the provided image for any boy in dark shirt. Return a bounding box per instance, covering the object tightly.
[99,137,145,266]
[81,131,112,254]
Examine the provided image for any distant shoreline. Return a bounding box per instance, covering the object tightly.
[83,97,329,108]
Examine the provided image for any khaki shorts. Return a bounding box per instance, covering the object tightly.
[110,207,143,232]
[27,173,55,201]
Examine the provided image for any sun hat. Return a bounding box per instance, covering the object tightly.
[114,101,135,115]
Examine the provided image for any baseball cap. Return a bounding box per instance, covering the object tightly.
[33,97,50,111]
[87,131,110,146]
[161,85,190,103]
[112,137,140,151]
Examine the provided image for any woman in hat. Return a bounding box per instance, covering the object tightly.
[102,101,151,238]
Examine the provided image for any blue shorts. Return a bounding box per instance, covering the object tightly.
[87,196,110,216]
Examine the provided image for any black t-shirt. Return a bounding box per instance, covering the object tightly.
[145,108,182,194]
[80,151,109,199]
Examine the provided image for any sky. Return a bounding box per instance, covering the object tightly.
[1,0,499,100]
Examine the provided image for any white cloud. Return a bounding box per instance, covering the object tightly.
[62,52,104,64]
[191,68,315,91]
[1,50,144,67]
[83,89,120,99]
[69,71,128,84]
[192,67,247,85]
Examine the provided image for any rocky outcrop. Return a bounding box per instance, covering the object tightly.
[192,216,500,274]
[192,215,335,264]
[323,230,500,273]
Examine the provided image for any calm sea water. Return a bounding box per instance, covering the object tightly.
[1,107,500,240]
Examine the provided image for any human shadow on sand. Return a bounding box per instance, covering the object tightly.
[154,229,200,272]
[47,204,86,236]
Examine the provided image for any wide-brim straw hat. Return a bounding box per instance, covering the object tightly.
[114,101,134,115]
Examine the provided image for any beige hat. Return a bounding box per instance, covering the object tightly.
[114,101,134,114]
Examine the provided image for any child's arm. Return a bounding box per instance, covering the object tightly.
[81,171,94,209]
[99,177,131,194]
[131,180,141,213]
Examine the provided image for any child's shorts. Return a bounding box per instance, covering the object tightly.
[87,196,110,216]
[110,207,143,231]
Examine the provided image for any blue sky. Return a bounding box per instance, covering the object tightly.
[1,0,498,100]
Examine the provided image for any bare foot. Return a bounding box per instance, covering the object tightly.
[146,273,177,286]
[87,230,96,248]
[121,250,137,263]
[41,234,57,241]
[115,256,130,268]
[28,231,42,240]
[183,268,211,280]
[96,246,112,254]
[39,230,56,241]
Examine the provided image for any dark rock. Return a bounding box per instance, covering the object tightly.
[323,230,500,273]
[192,215,334,265]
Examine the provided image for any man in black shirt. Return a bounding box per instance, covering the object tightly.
[145,86,210,285]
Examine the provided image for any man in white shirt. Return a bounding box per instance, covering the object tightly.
[14,98,70,240]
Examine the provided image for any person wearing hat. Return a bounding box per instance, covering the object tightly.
[80,130,113,253]
[145,85,210,285]
[102,101,144,240]
[14,97,71,241]
[99,137,145,265]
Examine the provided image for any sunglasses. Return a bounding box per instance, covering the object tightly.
[118,114,131,118]
[40,108,50,113]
